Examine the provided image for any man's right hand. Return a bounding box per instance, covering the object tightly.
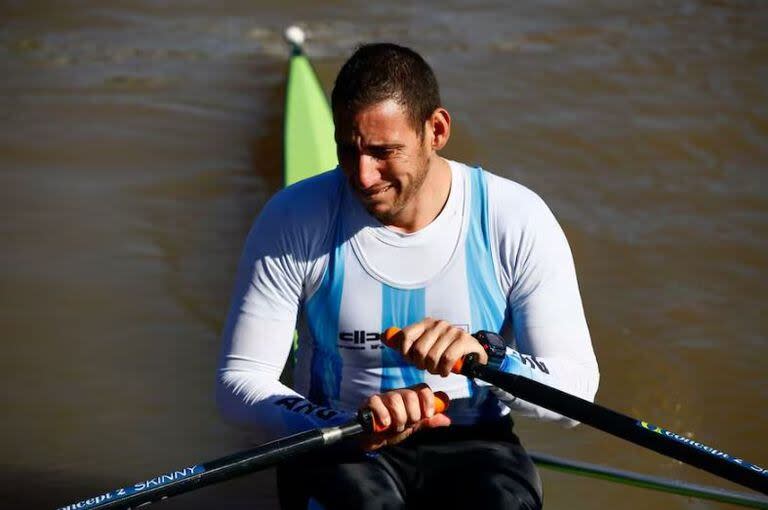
[359,383,451,451]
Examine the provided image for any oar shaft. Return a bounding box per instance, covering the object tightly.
[59,392,450,510]
[58,421,365,510]
[530,452,768,509]
[462,356,768,495]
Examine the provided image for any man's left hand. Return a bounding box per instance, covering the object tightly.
[387,318,488,376]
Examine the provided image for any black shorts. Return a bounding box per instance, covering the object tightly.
[276,420,542,510]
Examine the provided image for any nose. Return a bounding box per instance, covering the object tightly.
[357,153,380,189]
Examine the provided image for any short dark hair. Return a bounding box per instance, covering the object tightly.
[331,43,441,136]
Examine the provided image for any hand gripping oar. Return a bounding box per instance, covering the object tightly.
[57,393,449,510]
[383,327,768,496]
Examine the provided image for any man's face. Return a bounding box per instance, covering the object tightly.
[334,100,431,225]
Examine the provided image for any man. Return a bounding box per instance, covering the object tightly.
[217,43,599,509]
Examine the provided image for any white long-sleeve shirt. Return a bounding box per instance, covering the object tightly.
[217,161,599,441]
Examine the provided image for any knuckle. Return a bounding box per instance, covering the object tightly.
[400,398,415,416]
[403,395,421,421]
[440,350,457,364]
[403,390,419,405]
[381,392,397,407]
[393,407,407,426]
[425,353,440,369]
[444,342,463,359]
[413,344,430,359]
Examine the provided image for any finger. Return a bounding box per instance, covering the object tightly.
[400,389,423,424]
[365,394,391,431]
[383,423,419,447]
[361,392,450,451]
[415,384,435,418]
[382,392,408,432]
[439,334,486,376]
[422,413,452,429]
[399,318,434,356]
[424,327,462,374]
[409,320,452,369]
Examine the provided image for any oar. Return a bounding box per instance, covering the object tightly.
[382,328,768,496]
[57,394,449,510]
[529,451,768,509]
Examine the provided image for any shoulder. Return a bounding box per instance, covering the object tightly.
[256,169,344,238]
[481,168,553,224]
[452,162,555,231]
[246,168,345,265]
[263,168,345,222]
[466,165,571,290]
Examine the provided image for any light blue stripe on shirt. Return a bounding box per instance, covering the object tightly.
[466,166,506,333]
[380,285,426,391]
[304,239,345,406]
[465,167,507,400]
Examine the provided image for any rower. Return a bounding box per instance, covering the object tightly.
[217,35,599,509]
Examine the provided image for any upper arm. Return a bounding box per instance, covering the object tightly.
[225,171,341,324]
[219,172,341,369]
[490,176,595,363]
[225,200,305,329]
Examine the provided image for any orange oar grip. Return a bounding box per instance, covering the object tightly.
[383,326,465,374]
[433,391,450,414]
[371,390,451,433]
[382,326,403,348]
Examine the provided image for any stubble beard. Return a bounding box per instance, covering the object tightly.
[369,154,431,225]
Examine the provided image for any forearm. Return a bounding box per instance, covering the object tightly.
[216,366,353,441]
[216,315,353,441]
[488,347,599,426]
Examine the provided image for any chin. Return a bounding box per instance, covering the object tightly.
[358,189,403,223]
[365,203,392,221]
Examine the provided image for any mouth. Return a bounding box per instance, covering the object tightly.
[359,184,392,199]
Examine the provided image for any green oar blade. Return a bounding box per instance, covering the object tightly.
[284,54,337,186]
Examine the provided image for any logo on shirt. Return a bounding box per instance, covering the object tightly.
[337,325,470,351]
[338,330,382,350]
[517,353,549,374]
[274,397,340,421]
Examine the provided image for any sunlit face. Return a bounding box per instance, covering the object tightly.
[334,100,431,224]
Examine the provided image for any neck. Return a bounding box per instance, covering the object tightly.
[388,156,452,233]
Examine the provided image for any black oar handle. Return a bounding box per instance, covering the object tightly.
[460,353,768,495]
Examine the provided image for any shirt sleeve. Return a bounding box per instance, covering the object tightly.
[488,174,600,427]
[215,175,355,442]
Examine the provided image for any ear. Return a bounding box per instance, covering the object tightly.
[426,107,451,151]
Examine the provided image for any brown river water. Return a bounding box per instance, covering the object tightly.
[1,1,766,508]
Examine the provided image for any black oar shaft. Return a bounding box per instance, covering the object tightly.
[462,357,768,495]
[58,421,365,510]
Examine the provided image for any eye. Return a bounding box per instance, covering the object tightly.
[369,147,393,160]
